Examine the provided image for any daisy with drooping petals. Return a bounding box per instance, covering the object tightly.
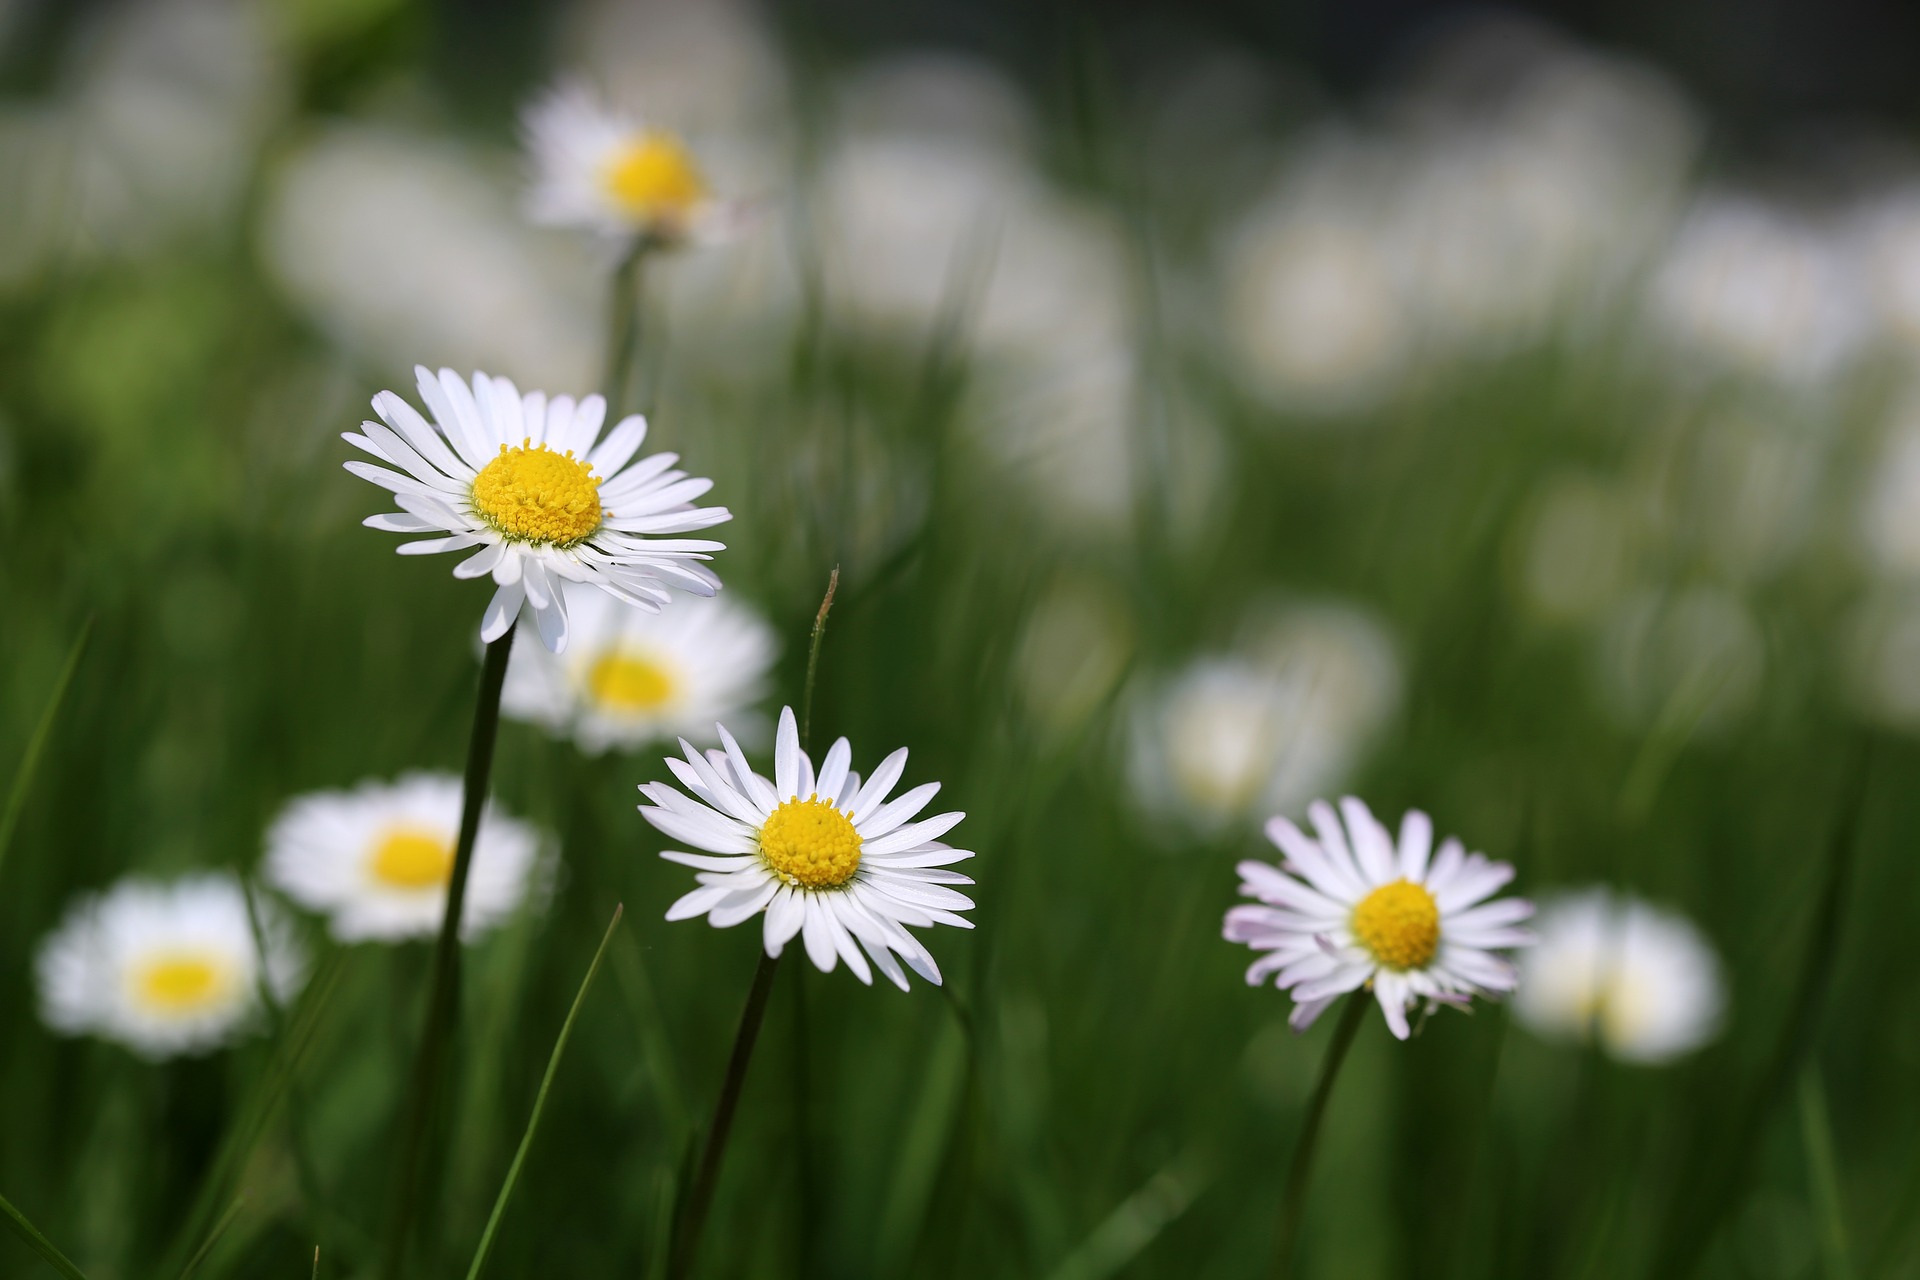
[1224,797,1534,1039]
[344,366,731,652]
[35,872,306,1061]
[640,707,974,989]
[522,83,735,246]
[502,581,778,754]
[1514,887,1724,1064]
[264,773,549,944]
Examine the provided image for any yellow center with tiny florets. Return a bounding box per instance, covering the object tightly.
[135,953,230,1014]
[587,651,676,712]
[1350,879,1441,971]
[602,132,708,223]
[370,827,455,890]
[758,796,862,890]
[470,441,603,546]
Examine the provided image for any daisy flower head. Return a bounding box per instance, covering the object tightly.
[1514,888,1725,1064]
[1224,797,1535,1039]
[521,82,735,246]
[345,366,731,652]
[640,707,974,990]
[502,582,778,754]
[35,872,306,1061]
[264,773,549,944]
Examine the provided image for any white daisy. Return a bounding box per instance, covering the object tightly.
[502,581,778,754]
[264,773,548,944]
[1224,797,1535,1039]
[344,365,731,652]
[35,872,306,1061]
[1514,888,1724,1064]
[639,707,974,989]
[521,82,735,245]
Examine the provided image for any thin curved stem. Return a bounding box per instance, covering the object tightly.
[604,243,649,414]
[380,621,519,1280]
[1273,994,1369,1278]
[800,566,839,755]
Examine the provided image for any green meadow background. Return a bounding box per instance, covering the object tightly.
[3,0,1919,1276]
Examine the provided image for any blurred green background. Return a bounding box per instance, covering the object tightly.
[4,0,1920,1276]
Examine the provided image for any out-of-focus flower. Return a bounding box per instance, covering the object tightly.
[522,83,737,246]
[1012,577,1135,740]
[1127,605,1401,834]
[502,582,777,753]
[560,0,789,137]
[265,774,547,943]
[1645,196,1870,393]
[1511,472,1640,625]
[1514,888,1724,1063]
[261,126,599,390]
[1861,389,1920,578]
[1853,185,1920,359]
[344,367,730,652]
[1225,798,1534,1039]
[641,708,974,989]
[36,873,305,1060]
[1596,586,1766,733]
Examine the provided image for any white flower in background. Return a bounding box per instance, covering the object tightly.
[1597,586,1766,733]
[560,0,789,137]
[262,127,599,390]
[503,582,778,753]
[642,708,974,989]
[1127,605,1401,834]
[522,83,735,245]
[1512,472,1639,625]
[1853,185,1920,357]
[1645,196,1871,392]
[1514,888,1724,1063]
[1012,577,1134,740]
[1861,390,1920,578]
[264,774,547,943]
[1224,798,1534,1039]
[345,366,730,652]
[35,873,305,1060]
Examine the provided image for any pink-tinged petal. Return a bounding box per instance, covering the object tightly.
[1435,858,1516,913]
[1374,972,1412,1040]
[774,707,801,801]
[1397,810,1433,882]
[1308,800,1364,887]
[1340,797,1398,886]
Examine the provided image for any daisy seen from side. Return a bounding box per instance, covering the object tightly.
[640,707,974,989]
[1224,797,1535,1039]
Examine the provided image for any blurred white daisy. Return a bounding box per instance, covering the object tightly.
[1514,888,1724,1063]
[35,872,306,1061]
[522,82,734,246]
[502,582,778,753]
[1224,798,1534,1039]
[264,773,548,944]
[641,707,974,989]
[345,366,730,652]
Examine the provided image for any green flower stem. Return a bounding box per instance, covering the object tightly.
[1273,993,1369,1278]
[669,948,784,1280]
[380,620,519,1280]
[605,241,650,414]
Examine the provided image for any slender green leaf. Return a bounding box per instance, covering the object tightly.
[1799,1068,1856,1280]
[1042,1149,1210,1280]
[177,1197,245,1279]
[0,1188,89,1280]
[465,904,623,1280]
[0,617,92,881]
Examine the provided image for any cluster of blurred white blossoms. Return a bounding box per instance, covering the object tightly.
[1126,602,1401,837]
[1514,888,1725,1063]
[36,873,305,1060]
[265,774,550,944]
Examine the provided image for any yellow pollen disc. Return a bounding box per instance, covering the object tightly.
[370,827,455,890]
[587,651,677,712]
[135,954,228,1013]
[1350,879,1441,971]
[470,441,603,546]
[602,132,708,224]
[758,796,862,890]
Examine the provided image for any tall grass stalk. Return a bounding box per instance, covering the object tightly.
[0,1189,89,1280]
[0,617,91,881]
[1798,1068,1856,1280]
[466,904,624,1280]
[605,242,650,415]
[1273,993,1368,1278]
[380,622,519,1280]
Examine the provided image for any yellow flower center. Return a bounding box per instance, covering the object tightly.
[135,953,229,1013]
[602,132,708,225]
[370,827,455,890]
[587,651,677,712]
[758,796,862,890]
[470,441,603,546]
[1350,879,1441,971]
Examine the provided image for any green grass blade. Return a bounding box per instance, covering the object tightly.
[872,1014,970,1273]
[177,1197,245,1279]
[0,617,92,881]
[464,904,624,1280]
[1041,1149,1210,1280]
[1798,1068,1856,1280]
[0,1188,90,1280]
